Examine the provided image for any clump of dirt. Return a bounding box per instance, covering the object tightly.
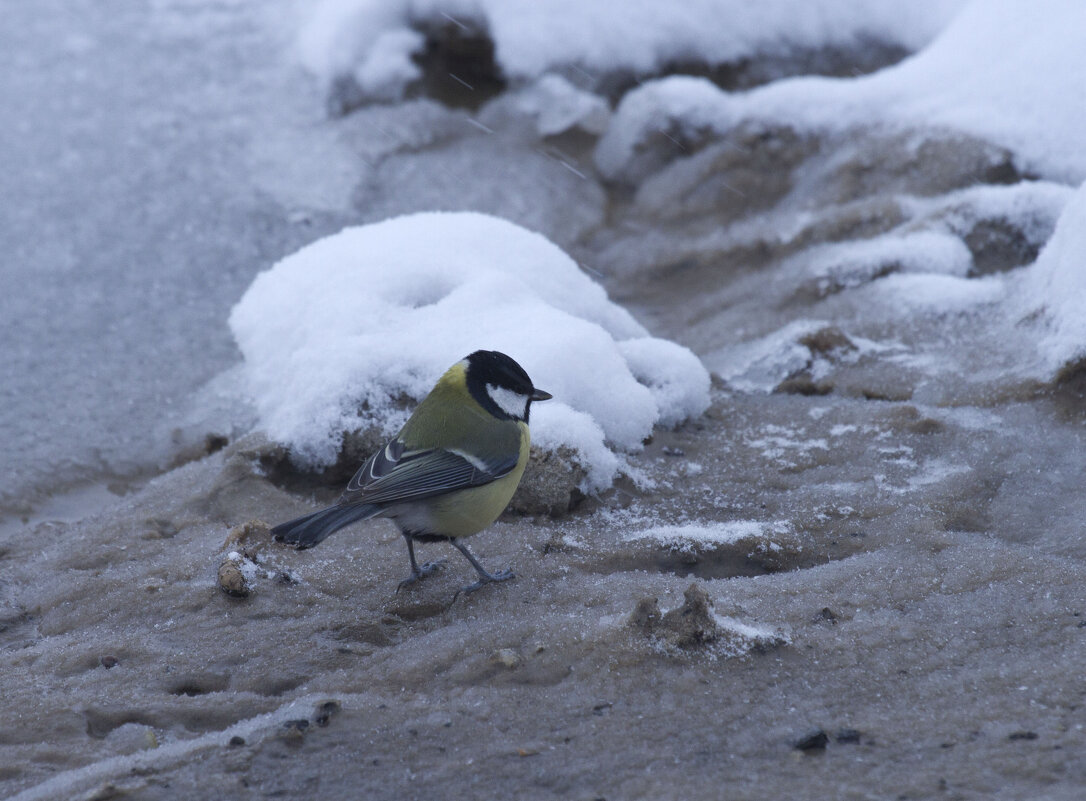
[630,583,722,649]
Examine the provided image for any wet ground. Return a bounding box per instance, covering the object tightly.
[5,387,1086,800]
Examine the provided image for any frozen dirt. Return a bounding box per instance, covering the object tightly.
[4,2,1086,800]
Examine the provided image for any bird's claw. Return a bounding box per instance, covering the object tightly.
[452,568,515,601]
[396,559,446,592]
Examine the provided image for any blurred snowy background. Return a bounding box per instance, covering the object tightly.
[4,0,1084,523]
[5,1,1086,798]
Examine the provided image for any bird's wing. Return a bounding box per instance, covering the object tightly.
[342,437,519,505]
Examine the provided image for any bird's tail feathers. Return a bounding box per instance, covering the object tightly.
[271,503,380,549]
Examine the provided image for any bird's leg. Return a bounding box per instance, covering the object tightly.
[396,534,445,591]
[450,539,514,598]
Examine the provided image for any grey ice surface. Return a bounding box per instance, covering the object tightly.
[4,393,1086,800]
[0,0,354,513]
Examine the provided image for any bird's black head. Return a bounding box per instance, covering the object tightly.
[464,350,552,422]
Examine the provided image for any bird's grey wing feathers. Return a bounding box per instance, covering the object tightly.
[346,437,406,492]
[343,440,518,505]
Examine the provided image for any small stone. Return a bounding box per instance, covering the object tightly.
[204,433,229,454]
[218,560,250,598]
[315,701,341,727]
[229,735,246,747]
[279,719,309,743]
[281,719,310,741]
[815,607,838,625]
[99,655,119,669]
[490,648,523,669]
[794,728,829,751]
[775,375,833,396]
[799,326,857,357]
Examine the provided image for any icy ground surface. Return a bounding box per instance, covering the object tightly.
[5,395,1086,800]
[0,0,358,514]
[4,1,1086,799]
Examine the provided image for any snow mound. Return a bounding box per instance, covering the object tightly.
[597,0,1086,183]
[1021,182,1086,375]
[229,212,710,491]
[299,0,962,96]
[806,230,973,290]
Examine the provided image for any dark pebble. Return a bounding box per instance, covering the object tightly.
[794,728,829,751]
[99,655,119,669]
[815,607,838,624]
[316,701,341,727]
[229,736,246,747]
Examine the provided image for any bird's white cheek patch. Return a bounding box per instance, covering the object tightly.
[487,384,529,420]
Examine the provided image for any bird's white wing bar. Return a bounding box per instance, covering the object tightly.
[344,445,518,503]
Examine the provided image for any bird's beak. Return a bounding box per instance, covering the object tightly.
[531,388,553,402]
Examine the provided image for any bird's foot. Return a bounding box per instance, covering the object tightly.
[396,559,446,592]
[453,568,515,600]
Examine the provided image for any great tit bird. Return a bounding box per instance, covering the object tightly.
[272,350,552,594]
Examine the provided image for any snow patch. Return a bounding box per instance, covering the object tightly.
[869,272,1005,313]
[298,0,962,91]
[597,1,1086,183]
[805,230,974,291]
[626,520,789,552]
[708,319,825,393]
[229,212,709,491]
[1019,181,1086,375]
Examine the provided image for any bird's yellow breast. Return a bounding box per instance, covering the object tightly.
[415,420,530,538]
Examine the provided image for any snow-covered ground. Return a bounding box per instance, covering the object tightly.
[299,0,965,97]
[597,0,1086,183]
[4,0,1086,798]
